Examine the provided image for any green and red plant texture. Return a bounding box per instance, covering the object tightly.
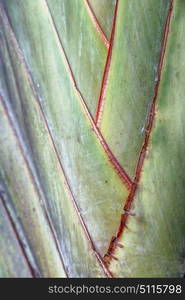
[0,0,185,278]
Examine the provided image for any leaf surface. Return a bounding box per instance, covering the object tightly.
[46,0,108,116]
[0,94,67,277]
[0,191,32,277]
[97,0,170,178]
[88,0,116,40]
[0,0,185,278]
[0,0,130,277]
[109,0,185,277]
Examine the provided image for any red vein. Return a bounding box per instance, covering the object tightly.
[0,190,40,277]
[45,0,132,190]
[1,2,112,278]
[95,0,119,127]
[83,0,109,49]
[105,0,174,263]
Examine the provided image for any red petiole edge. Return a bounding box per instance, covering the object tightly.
[95,0,118,127]
[45,0,132,190]
[104,0,174,265]
[83,0,109,49]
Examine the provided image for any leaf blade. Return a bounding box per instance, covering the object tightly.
[1,0,129,263]
[98,0,170,178]
[109,0,185,277]
[0,192,33,278]
[46,0,107,116]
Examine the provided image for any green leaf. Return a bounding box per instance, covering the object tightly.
[87,0,116,40]
[0,0,129,277]
[0,0,185,278]
[46,0,108,116]
[109,0,185,277]
[97,0,170,178]
[0,94,66,277]
[0,7,109,277]
[0,189,33,277]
